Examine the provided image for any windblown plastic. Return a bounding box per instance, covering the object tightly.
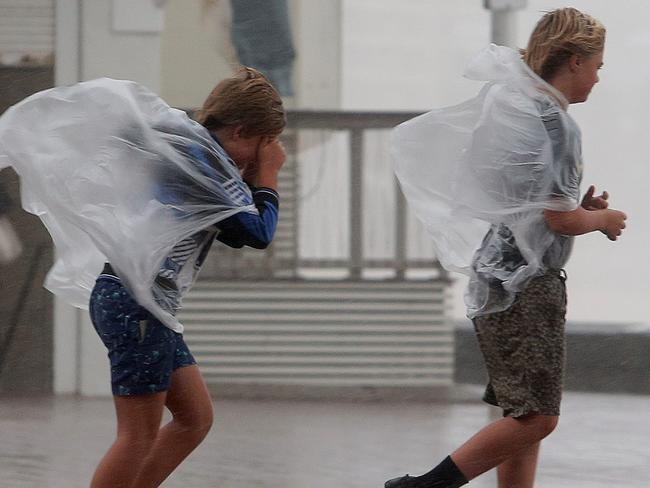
[392,45,583,317]
[0,78,255,331]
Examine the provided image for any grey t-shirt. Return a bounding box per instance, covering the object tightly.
[474,99,583,281]
[540,102,583,268]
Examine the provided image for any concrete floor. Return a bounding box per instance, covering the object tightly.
[0,387,648,488]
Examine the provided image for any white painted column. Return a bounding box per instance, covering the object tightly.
[53,0,82,395]
[52,301,82,394]
[79,313,111,396]
[484,0,527,48]
[54,0,81,85]
[53,0,164,396]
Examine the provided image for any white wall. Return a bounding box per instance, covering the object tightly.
[340,0,491,110]
[160,0,236,108]
[292,0,342,109]
[338,0,650,326]
[80,0,162,91]
[159,0,342,110]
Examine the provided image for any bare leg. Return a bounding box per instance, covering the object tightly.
[131,365,214,487]
[497,442,541,488]
[450,414,557,481]
[91,392,167,488]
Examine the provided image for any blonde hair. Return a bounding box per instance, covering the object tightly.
[194,67,286,138]
[523,8,606,81]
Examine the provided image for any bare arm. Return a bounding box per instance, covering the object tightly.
[544,205,627,241]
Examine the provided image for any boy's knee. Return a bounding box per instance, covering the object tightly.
[196,401,214,431]
[516,414,559,441]
[177,405,214,441]
[195,408,214,437]
[117,430,158,455]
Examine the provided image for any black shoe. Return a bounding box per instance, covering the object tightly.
[385,474,417,488]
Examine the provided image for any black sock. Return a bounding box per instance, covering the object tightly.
[412,456,468,488]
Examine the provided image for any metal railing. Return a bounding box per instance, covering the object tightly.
[202,109,447,282]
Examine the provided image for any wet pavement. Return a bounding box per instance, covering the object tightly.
[0,387,648,487]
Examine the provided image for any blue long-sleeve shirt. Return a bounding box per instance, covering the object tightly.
[216,186,279,249]
[153,136,279,311]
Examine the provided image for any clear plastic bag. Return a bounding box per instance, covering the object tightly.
[0,78,255,331]
[392,45,582,317]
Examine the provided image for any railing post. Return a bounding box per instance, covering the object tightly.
[349,128,363,279]
[284,131,300,278]
[395,179,407,280]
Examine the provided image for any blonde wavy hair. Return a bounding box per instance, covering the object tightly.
[523,8,606,81]
[194,67,286,138]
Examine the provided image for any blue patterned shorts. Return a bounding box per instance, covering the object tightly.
[89,275,196,396]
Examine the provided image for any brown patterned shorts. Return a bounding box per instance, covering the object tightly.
[472,271,567,418]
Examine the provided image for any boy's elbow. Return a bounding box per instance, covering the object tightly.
[249,239,271,250]
[544,207,591,236]
[544,209,571,234]
[247,233,274,249]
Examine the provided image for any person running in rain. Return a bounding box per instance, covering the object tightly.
[0,67,286,488]
[89,68,286,488]
[389,8,626,488]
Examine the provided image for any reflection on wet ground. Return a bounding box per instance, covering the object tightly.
[0,387,648,487]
